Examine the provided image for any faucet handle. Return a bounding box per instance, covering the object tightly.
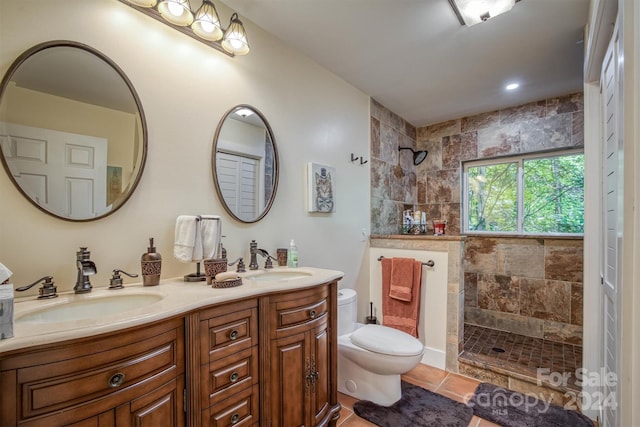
[228,257,246,273]
[16,276,58,299]
[264,255,277,269]
[109,269,139,290]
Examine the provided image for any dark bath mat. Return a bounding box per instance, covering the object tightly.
[353,381,474,427]
[468,382,594,427]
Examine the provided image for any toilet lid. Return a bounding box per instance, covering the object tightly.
[350,324,424,357]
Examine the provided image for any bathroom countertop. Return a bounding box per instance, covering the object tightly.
[0,266,343,354]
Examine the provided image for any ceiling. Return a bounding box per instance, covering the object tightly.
[223,0,590,127]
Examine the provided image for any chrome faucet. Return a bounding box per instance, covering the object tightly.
[74,247,97,294]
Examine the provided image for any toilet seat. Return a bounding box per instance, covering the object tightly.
[350,324,423,357]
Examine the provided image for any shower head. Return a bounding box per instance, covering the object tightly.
[398,146,429,166]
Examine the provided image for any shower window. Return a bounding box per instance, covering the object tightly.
[462,150,584,235]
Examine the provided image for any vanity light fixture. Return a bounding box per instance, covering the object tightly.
[192,0,223,41]
[120,0,249,56]
[221,13,251,56]
[448,0,518,27]
[157,0,193,26]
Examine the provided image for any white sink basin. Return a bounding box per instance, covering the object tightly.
[246,270,313,282]
[16,293,164,323]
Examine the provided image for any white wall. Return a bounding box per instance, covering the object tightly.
[0,0,371,296]
[368,247,448,370]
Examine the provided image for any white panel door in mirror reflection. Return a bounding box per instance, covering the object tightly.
[1,122,107,218]
[216,151,259,221]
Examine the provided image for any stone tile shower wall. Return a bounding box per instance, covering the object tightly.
[463,237,584,345]
[414,92,584,234]
[369,93,585,345]
[370,100,418,235]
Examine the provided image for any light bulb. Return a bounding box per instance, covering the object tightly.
[200,20,214,33]
[167,2,184,16]
[229,37,243,49]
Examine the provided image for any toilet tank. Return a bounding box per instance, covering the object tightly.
[337,288,357,335]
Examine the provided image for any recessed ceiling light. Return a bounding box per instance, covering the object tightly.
[235,108,254,117]
[505,83,519,90]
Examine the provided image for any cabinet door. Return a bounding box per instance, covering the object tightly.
[310,322,330,426]
[67,410,115,427]
[270,331,310,427]
[116,376,185,427]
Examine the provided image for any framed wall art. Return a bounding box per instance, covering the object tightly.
[307,162,336,213]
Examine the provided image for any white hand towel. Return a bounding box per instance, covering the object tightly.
[174,215,198,263]
[200,215,221,259]
[0,262,12,284]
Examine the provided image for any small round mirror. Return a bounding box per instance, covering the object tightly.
[212,105,278,223]
[0,41,147,221]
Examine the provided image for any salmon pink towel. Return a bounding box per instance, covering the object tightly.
[389,257,415,302]
[381,257,422,338]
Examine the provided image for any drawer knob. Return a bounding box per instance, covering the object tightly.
[108,372,125,388]
[230,371,240,383]
[230,413,240,424]
[309,310,316,319]
[229,329,239,340]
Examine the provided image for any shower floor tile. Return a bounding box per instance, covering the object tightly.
[461,324,582,391]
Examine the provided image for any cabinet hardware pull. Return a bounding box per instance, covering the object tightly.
[230,372,240,383]
[229,329,239,340]
[108,372,125,388]
[309,310,316,319]
[230,413,240,424]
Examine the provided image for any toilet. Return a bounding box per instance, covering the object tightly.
[337,288,424,406]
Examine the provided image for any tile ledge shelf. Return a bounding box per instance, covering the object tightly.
[370,234,465,242]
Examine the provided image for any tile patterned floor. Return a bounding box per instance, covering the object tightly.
[337,363,501,427]
[461,325,582,390]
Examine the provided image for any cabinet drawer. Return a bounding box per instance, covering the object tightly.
[16,326,181,421]
[200,300,258,361]
[270,286,328,333]
[202,345,258,407]
[202,384,259,427]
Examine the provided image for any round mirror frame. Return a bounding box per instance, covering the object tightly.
[212,104,279,223]
[0,40,148,222]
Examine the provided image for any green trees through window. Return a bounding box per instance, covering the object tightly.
[464,151,584,235]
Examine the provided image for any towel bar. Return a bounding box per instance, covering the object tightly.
[377,256,435,268]
[195,215,218,221]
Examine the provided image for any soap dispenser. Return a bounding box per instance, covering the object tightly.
[141,237,162,286]
[287,239,299,268]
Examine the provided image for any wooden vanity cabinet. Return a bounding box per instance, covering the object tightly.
[1,280,340,427]
[189,298,260,427]
[0,317,185,427]
[261,283,340,427]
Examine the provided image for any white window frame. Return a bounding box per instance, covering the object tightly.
[461,148,585,236]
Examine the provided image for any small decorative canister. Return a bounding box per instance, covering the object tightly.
[433,220,447,236]
[276,248,288,267]
[204,258,228,285]
[141,237,162,286]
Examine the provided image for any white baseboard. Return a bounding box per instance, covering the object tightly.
[420,346,445,370]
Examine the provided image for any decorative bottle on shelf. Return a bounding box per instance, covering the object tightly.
[287,239,298,268]
[141,237,161,286]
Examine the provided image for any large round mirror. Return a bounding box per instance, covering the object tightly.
[0,41,147,221]
[212,105,278,223]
